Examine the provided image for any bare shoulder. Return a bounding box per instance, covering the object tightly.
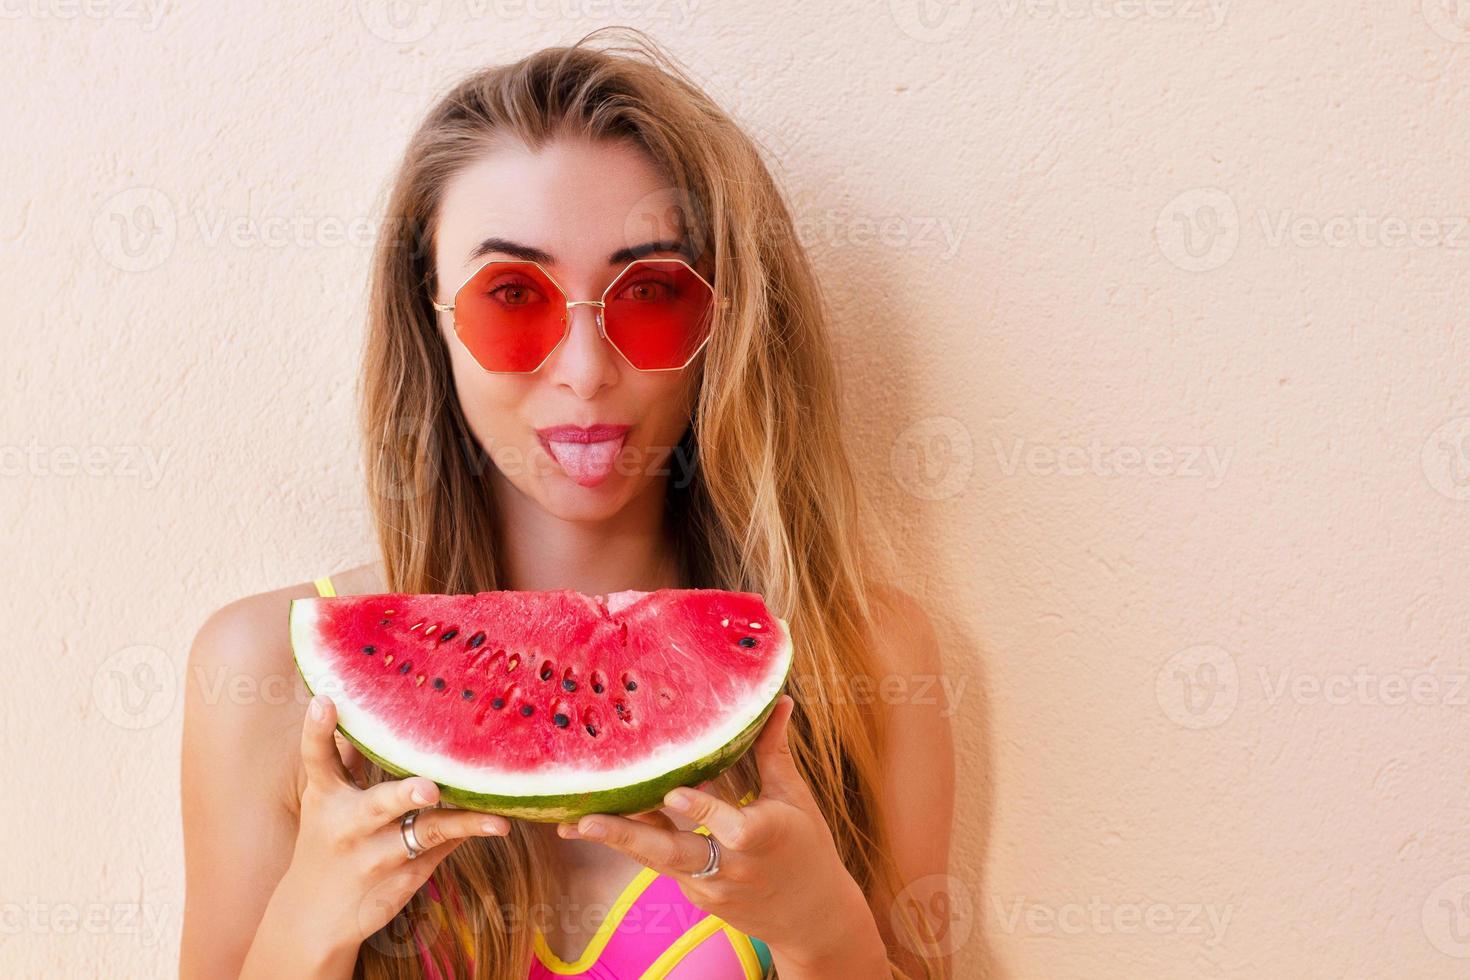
[187,577,323,688]
[183,578,327,810]
[858,582,956,976]
[179,573,364,976]
[186,559,383,705]
[861,580,955,780]
[865,581,944,679]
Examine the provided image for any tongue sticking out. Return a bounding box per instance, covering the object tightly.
[545,438,624,487]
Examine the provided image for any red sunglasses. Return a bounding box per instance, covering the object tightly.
[431,258,724,374]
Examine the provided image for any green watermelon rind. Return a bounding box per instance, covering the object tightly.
[288,594,790,823]
[328,688,780,823]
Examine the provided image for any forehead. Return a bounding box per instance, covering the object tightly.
[433,135,689,280]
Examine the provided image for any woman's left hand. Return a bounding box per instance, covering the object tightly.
[556,694,870,959]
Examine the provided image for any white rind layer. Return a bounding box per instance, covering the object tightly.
[289,599,792,796]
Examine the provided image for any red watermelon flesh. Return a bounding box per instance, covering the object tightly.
[290,588,792,821]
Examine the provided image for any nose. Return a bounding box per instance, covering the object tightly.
[544,302,618,398]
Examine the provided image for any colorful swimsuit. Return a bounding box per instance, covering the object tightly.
[311,575,775,979]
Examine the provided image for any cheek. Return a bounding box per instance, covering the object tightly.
[629,374,699,438]
[445,345,530,442]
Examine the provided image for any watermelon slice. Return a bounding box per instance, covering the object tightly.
[289,588,792,822]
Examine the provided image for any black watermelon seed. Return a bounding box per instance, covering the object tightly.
[624,679,638,691]
[433,677,446,690]
[439,629,458,642]
[738,636,757,648]
[539,664,553,681]
[585,724,599,737]
[399,662,412,674]
[562,678,577,692]
[378,618,389,626]
[519,704,533,717]
[491,697,505,709]
[615,701,627,717]
[553,713,569,728]
[592,682,604,694]
[462,689,473,700]
[468,632,486,648]
[362,645,375,655]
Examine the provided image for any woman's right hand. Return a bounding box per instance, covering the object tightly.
[268,693,511,957]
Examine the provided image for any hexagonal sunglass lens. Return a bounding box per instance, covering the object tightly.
[452,261,567,373]
[601,260,715,370]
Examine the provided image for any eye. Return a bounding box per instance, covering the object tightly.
[483,275,549,308]
[612,275,678,303]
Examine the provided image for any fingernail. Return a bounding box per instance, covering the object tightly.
[580,820,604,839]
[412,784,432,805]
[309,697,324,721]
[481,819,501,834]
[666,791,691,811]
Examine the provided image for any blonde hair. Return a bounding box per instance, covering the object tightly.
[354,27,935,979]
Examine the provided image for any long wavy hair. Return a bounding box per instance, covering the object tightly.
[352,27,934,980]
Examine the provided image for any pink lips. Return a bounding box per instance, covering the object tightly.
[535,424,632,487]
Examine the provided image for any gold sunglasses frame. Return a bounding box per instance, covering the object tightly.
[431,257,727,374]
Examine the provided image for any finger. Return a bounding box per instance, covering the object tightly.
[561,807,678,839]
[370,807,510,866]
[349,775,444,835]
[300,696,356,790]
[629,808,680,832]
[335,731,367,789]
[662,787,753,849]
[573,814,708,876]
[561,805,676,834]
[752,695,805,804]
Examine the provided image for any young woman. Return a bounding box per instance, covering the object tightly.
[180,29,955,980]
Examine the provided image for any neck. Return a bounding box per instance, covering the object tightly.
[491,474,686,595]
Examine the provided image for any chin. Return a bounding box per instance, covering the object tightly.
[534,478,634,522]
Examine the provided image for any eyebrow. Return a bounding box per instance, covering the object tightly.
[467,236,695,266]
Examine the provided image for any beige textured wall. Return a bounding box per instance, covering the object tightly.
[5,2,1470,977]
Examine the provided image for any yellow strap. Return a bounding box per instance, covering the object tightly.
[640,916,735,980]
[312,575,337,598]
[722,924,767,980]
[532,866,660,974]
[532,787,762,973]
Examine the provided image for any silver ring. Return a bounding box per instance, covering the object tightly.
[689,833,721,879]
[400,810,425,859]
